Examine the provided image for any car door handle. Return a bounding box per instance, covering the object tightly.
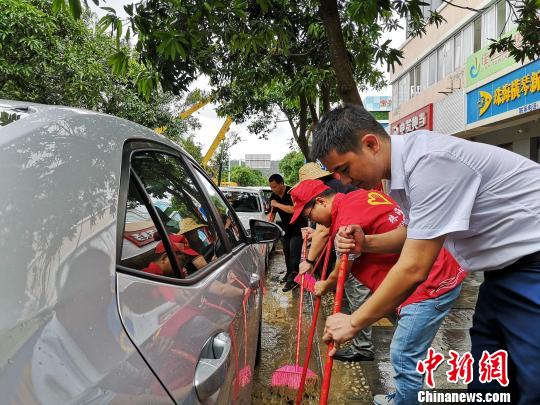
[249,273,260,289]
[194,332,231,401]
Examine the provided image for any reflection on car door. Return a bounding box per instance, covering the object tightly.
[116,147,253,403]
[191,168,266,395]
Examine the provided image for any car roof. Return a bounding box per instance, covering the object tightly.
[0,100,192,328]
[220,186,261,193]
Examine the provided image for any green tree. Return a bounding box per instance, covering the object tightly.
[0,0,201,158]
[230,166,266,187]
[279,151,305,186]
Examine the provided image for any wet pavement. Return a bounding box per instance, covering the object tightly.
[252,248,481,404]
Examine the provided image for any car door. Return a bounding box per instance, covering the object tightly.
[116,143,254,404]
[189,165,265,390]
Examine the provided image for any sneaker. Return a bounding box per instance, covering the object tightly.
[333,347,374,362]
[373,393,396,405]
[282,280,298,292]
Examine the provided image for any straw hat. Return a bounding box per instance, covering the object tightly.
[290,162,332,191]
[179,217,207,234]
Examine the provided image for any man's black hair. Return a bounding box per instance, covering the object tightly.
[304,189,336,211]
[311,104,389,161]
[268,173,284,184]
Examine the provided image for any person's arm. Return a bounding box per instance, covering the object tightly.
[314,258,353,296]
[299,224,330,274]
[335,225,407,254]
[270,199,294,214]
[364,225,407,253]
[322,236,445,353]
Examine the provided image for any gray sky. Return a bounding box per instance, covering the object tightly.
[92,2,405,160]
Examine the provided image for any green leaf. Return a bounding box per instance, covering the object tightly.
[115,19,122,46]
[69,0,82,19]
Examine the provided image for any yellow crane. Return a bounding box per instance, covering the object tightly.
[155,97,233,166]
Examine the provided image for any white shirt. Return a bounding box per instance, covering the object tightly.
[389,131,540,272]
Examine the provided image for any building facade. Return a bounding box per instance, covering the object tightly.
[390,0,539,162]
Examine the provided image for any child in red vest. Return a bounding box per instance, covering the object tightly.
[291,179,466,405]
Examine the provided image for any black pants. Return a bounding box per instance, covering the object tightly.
[283,235,302,282]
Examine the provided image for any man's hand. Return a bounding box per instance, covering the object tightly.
[301,227,315,240]
[314,280,330,296]
[270,200,279,208]
[322,313,359,356]
[299,261,313,275]
[335,225,365,254]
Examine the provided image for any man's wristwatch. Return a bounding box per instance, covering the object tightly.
[306,258,316,266]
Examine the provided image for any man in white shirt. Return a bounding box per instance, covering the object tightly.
[310,104,540,405]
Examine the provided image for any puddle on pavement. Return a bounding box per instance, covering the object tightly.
[252,250,371,404]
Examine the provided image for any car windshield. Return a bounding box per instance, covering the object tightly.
[223,191,261,212]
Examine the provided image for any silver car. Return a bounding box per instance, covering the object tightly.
[220,187,270,232]
[0,101,282,404]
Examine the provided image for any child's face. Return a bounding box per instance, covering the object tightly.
[303,197,333,227]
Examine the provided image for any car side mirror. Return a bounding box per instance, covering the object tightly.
[249,219,283,243]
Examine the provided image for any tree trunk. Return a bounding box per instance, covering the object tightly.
[319,0,363,107]
[321,81,331,113]
[297,94,312,162]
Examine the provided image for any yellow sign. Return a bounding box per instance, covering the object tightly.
[478,91,492,116]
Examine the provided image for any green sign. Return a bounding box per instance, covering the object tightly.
[466,29,520,88]
[370,111,389,120]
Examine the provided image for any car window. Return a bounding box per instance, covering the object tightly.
[222,190,261,213]
[120,151,227,279]
[191,168,244,248]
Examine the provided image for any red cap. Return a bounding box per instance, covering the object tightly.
[155,234,199,256]
[290,179,330,224]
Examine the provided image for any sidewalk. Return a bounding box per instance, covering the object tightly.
[252,251,481,404]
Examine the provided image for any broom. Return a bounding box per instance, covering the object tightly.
[271,236,317,389]
[295,240,333,404]
[319,253,349,405]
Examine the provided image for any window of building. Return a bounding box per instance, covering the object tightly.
[121,152,226,279]
[496,0,507,36]
[392,82,399,109]
[398,75,409,106]
[454,32,463,70]
[506,0,518,32]
[428,51,437,86]
[437,41,452,82]
[462,23,473,62]
[421,58,429,90]
[473,17,482,52]
[482,5,497,47]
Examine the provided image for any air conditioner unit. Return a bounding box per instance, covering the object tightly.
[410,85,416,97]
[416,85,421,93]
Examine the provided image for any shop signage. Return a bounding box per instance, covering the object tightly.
[391,104,433,135]
[466,29,522,88]
[365,95,392,112]
[466,59,540,124]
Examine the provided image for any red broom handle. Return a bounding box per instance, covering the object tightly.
[295,236,309,366]
[319,254,349,405]
[295,240,333,405]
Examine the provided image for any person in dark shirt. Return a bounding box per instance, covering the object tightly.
[268,173,307,292]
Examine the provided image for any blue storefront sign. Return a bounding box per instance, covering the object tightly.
[466,59,540,125]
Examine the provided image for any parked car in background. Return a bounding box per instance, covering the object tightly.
[221,186,275,256]
[220,187,270,231]
[0,100,282,404]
